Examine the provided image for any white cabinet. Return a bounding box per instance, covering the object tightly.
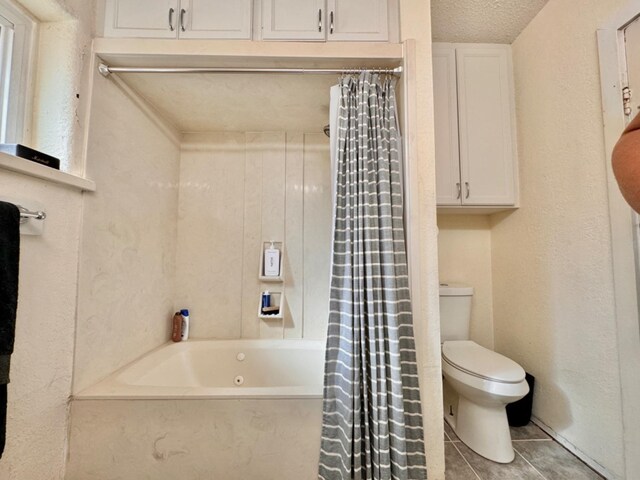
[104,0,394,42]
[104,0,252,39]
[180,0,253,39]
[104,0,179,39]
[433,45,461,205]
[457,46,516,206]
[260,0,389,41]
[261,0,325,41]
[327,0,388,42]
[433,43,518,208]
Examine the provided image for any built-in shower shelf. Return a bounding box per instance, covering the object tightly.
[258,291,284,321]
[258,276,284,283]
[259,313,284,320]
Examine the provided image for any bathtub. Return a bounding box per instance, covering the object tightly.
[68,340,326,479]
[75,339,326,400]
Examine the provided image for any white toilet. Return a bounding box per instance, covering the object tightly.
[440,283,529,464]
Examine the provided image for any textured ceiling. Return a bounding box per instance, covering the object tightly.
[120,72,337,134]
[431,0,549,44]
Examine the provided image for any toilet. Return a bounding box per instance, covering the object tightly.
[440,283,529,463]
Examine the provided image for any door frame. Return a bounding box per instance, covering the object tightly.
[597,2,640,478]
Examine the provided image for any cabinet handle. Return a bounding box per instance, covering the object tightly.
[330,11,334,34]
[168,8,175,31]
[456,183,461,199]
[465,182,470,199]
[180,8,186,32]
[318,9,322,32]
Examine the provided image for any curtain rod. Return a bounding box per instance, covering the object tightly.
[97,63,403,77]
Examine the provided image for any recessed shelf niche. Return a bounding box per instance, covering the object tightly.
[258,291,284,320]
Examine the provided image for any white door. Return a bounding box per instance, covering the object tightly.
[326,0,388,42]
[456,45,516,206]
[104,0,179,38]
[179,0,252,39]
[261,0,325,41]
[433,45,462,205]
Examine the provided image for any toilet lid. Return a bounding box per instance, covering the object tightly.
[442,341,526,384]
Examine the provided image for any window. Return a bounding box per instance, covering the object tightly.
[0,0,33,144]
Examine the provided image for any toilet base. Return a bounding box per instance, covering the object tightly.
[452,396,515,463]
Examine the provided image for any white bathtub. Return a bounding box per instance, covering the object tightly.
[69,339,326,479]
[75,339,326,400]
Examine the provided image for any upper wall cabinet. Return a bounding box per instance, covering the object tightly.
[260,0,389,41]
[326,0,388,42]
[433,43,518,209]
[103,0,395,42]
[104,0,179,39]
[261,0,325,41]
[104,0,253,39]
[180,0,253,39]
[433,45,461,205]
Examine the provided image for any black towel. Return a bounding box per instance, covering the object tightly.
[0,201,20,459]
[0,385,5,457]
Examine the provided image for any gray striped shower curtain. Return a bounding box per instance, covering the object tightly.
[318,73,427,480]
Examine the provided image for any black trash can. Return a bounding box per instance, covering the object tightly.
[506,373,535,427]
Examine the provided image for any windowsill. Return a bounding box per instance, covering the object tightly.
[0,152,96,192]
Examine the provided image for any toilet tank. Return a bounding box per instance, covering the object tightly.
[439,283,474,342]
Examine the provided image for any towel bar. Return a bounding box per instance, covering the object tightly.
[17,204,46,224]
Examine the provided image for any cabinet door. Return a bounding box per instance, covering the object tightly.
[327,0,388,42]
[104,0,179,38]
[433,45,462,206]
[456,45,516,205]
[179,0,252,39]
[261,0,325,41]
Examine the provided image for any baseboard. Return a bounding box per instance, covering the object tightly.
[530,416,616,479]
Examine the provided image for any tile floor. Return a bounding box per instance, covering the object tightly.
[444,421,604,479]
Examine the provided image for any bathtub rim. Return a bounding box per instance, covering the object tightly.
[74,338,327,401]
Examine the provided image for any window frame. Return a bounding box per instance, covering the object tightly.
[0,0,34,145]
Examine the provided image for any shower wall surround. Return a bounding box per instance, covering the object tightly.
[175,132,332,340]
[74,103,331,394]
[73,73,181,393]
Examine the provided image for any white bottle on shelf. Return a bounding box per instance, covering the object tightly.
[264,242,280,277]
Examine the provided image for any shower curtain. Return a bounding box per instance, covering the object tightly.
[318,73,427,480]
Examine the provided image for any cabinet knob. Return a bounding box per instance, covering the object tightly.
[330,11,334,34]
[456,183,461,199]
[318,9,323,32]
[168,8,175,31]
[465,182,470,199]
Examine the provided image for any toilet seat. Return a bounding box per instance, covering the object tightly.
[442,341,525,384]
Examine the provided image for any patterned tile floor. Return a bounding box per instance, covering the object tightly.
[444,421,604,480]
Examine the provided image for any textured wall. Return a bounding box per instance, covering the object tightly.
[15,0,96,172]
[73,71,181,393]
[437,215,494,349]
[0,173,83,480]
[0,1,93,478]
[490,0,628,477]
[175,132,332,340]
